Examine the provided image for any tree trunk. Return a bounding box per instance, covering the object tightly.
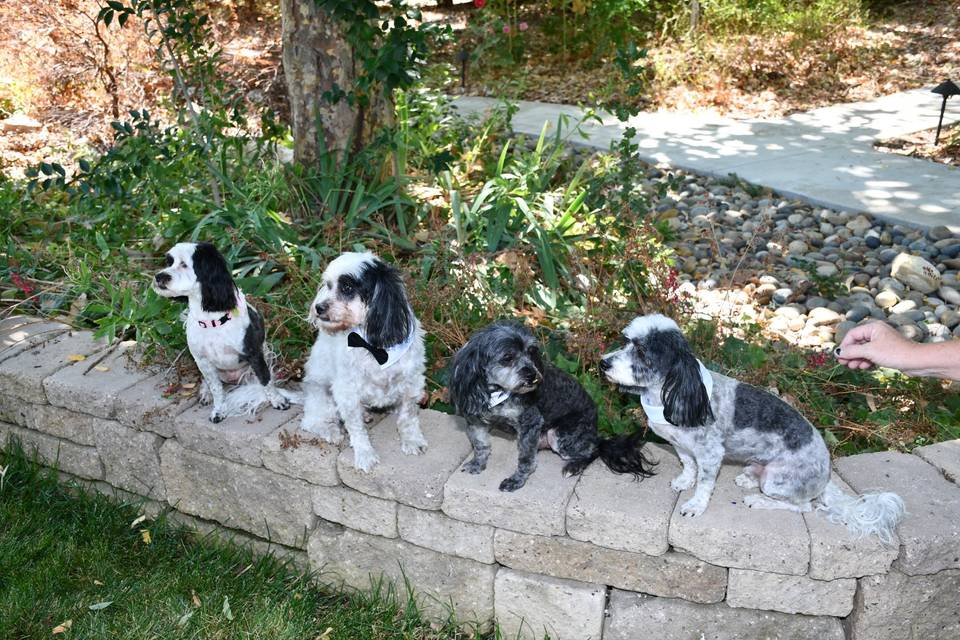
[280,0,359,165]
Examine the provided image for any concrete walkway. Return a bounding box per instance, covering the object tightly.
[453,89,960,230]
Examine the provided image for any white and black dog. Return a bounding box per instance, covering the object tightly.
[450,321,656,492]
[153,242,297,422]
[301,251,427,473]
[601,314,905,543]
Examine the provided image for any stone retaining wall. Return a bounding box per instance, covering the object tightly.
[2,316,959,639]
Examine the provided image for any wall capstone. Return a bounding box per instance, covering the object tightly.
[2,316,960,639]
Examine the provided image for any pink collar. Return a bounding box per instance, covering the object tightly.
[196,290,245,329]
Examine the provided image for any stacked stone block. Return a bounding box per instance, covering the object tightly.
[1,316,959,639]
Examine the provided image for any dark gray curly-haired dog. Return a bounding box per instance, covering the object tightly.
[601,313,904,543]
[450,321,655,492]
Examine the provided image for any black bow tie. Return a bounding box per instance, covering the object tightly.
[347,332,388,365]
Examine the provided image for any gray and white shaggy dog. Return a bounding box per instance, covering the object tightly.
[601,313,905,543]
[449,321,656,492]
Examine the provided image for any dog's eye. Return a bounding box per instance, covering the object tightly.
[340,282,354,296]
[526,345,539,355]
[499,354,514,366]
[164,255,173,267]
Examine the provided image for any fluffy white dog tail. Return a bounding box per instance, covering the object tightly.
[219,385,303,418]
[817,480,905,546]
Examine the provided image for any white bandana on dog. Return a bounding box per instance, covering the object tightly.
[640,360,713,426]
[488,387,511,407]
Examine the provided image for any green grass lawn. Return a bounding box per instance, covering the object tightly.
[0,441,483,640]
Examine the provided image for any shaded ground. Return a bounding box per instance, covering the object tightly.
[3,1,959,177]
[432,0,960,119]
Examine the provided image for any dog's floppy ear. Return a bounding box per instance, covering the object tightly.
[363,259,412,348]
[449,336,490,417]
[193,242,236,312]
[661,332,714,427]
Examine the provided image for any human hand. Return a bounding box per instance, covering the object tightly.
[834,321,916,371]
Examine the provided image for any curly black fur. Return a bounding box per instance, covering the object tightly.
[450,321,655,491]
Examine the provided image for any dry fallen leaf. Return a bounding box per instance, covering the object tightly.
[140,529,152,545]
[316,628,333,640]
[93,580,104,586]
[222,596,234,621]
[181,382,197,389]
[88,601,112,611]
[66,354,86,362]
[865,393,878,413]
[191,591,201,607]
[177,610,195,626]
[52,620,72,634]
[94,365,110,372]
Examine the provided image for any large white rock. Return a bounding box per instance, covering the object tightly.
[494,568,605,640]
[891,253,941,293]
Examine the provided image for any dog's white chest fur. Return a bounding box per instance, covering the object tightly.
[186,314,246,372]
[304,328,424,406]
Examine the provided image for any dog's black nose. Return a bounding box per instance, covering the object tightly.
[599,358,611,372]
[521,368,540,385]
[155,272,171,286]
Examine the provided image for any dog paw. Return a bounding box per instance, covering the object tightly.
[301,418,343,443]
[352,447,380,473]
[671,475,695,492]
[270,396,291,411]
[400,436,427,456]
[462,457,487,475]
[499,475,527,492]
[679,497,708,517]
[735,472,760,489]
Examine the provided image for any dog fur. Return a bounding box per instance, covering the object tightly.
[601,314,904,543]
[153,241,294,422]
[450,321,656,492]
[301,251,427,473]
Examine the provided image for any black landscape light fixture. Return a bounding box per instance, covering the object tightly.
[932,79,960,145]
[457,46,470,89]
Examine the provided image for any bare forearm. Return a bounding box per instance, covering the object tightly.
[896,340,960,380]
